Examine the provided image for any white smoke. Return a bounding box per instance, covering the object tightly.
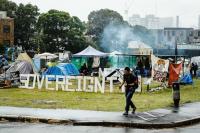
[101,23,156,53]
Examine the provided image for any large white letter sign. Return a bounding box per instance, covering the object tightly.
[94,77,105,93]
[19,74,29,88]
[19,74,117,94]
[27,74,36,89]
[83,76,94,92]
[107,77,116,93]
[65,76,75,91]
[45,75,55,90]
[56,75,65,91]
[76,76,83,92]
[36,75,45,90]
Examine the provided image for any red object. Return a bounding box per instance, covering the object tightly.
[168,63,182,86]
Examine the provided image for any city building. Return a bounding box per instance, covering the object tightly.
[188,29,200,44]
[198,15,200,29]
[0,11,14,46]
[163,28,193,45]
[128,14,174,29]
[150,28,200,57]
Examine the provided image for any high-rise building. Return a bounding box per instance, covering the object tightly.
[176,16,179,28]
[198,15,200,29]
[128,14,174,29]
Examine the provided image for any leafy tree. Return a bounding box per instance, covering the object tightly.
[37,10,89,53]
[0,0,17,17]
[14,3,39,50]
[87,9,124,46]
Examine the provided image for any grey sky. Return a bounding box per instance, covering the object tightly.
[11,0,200,28]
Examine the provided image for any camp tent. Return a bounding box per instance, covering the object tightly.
[108,51,137,68]
[72,46,108,69]
[180,74,193,84]
[71,57,87,69]
[73,46,108,57]
[17,52,39,73]
[128,41,153,55]
[44,63,80,77]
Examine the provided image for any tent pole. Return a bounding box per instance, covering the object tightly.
[183,56,185,76]
[117,56,119,68]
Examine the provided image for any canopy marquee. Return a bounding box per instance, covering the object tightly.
[128,41,153,55]
[73,46,108,57]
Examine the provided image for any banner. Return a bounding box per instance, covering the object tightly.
[151,55,169,82]
[168,63,183,86]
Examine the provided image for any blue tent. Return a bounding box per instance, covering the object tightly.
[180,74,193,84]
[44,63,80,77]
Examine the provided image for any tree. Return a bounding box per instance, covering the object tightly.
[37,10,89,53]
[0,0,17,18]
[14,3,39,50]
[87,9,124,46]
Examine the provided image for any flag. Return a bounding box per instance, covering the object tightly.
[168,63,183,86]
[151,55,169,82]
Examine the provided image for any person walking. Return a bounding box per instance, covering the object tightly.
[194,63,198,78]
[119,67,138,116]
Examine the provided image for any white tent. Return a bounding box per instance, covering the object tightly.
[109,51,122,56]
[128,41,153,55]
[73,46,108,57]
[35,52,58,60]
[191,56,200,67]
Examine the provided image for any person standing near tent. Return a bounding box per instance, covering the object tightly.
[194,63,198,78]
[137,59,144,75]
[80,63,89,76]
[190,62,195,78]
[119,67,138,116]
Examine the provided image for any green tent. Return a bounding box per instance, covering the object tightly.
[108,55,137,68]
[71,57,87,69]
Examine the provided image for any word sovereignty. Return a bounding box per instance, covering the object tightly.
[19,74,118,93]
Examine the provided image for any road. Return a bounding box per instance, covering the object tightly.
[0,122,200,133]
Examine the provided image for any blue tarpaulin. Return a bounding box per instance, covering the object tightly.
[44,63,80,77]
[180,74,193,84]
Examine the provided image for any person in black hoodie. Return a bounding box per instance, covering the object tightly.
[119,67,138,116]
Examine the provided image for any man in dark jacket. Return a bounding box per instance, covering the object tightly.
[119,67,138,116]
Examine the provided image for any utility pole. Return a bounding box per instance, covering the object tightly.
[175,36,178,63]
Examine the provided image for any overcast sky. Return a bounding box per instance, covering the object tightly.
[11,0,200,28]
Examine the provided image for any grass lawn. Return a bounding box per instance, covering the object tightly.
[0,79,200,112]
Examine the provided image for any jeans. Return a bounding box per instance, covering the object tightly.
[125,87,136,112]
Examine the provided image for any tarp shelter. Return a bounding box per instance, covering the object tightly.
[44,63,80,77]
[73,46,108,57]
[0,61,33,80]
[191,56,200,67]
[180,74,193,84]
[17,52,39,73]
[128,41,153,55]
[7,61,33,74]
